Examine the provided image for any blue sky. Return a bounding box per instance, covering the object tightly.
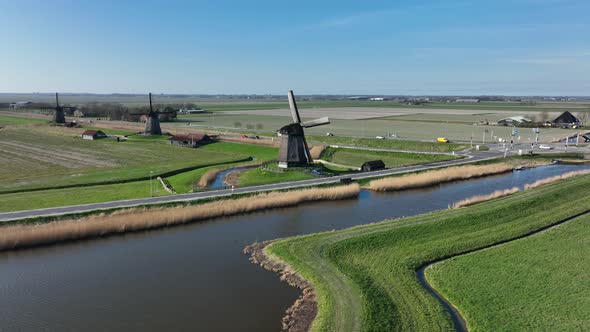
[1,0,589,95]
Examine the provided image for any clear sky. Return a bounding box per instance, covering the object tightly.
[1,0,589,95]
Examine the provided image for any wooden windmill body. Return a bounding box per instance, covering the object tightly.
[278,91,330,168]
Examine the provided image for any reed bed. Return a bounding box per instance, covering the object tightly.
[0,184,360,251]
[524,169,590,190]
[367,163,513,192]
[309,145,326,160]
[451,187,520,209]
[198,168,221,187]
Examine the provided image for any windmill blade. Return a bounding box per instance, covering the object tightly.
[301,134,313,163]
[55,93,60,107]
[287,90,302,124]
[301,117,330,128]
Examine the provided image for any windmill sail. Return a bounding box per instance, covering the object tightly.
[288,90,302,124]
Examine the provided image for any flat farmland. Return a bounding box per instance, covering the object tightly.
[0,125,259,193]
[176,113,579,143]
[320,147,458,168]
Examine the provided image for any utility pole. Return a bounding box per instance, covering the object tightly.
[150,171,154,197]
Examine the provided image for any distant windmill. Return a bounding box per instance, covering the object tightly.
[130,93,175,135]
[42,93,76,124]
[278,90,330,168]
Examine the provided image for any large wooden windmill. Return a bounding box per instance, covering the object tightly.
[131,93,175,135]
[42,93,76,124]
[278,90,330,168]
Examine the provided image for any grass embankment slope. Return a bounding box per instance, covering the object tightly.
[309,136,468,152]
[426,213,590,331]
[320,146,457,168]
[265,174,590,331]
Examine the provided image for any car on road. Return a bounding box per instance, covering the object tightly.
[375,136,385,139]
[326,132,334,136]
[538,144,552,150]
[311,169,324,176]
[437,137,450,143]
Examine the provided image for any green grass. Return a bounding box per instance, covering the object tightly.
[320,147,457,168]
[426,213,590,331]
[266,174,590,331]
[238,163,317,186]
[0,126,264,193]
[0,114,47,126]
[0,179,170,213]
[310,135,469,152]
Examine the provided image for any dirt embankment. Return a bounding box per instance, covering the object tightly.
[244,241,317,332]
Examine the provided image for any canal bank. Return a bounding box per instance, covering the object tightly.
[0,164,588,331]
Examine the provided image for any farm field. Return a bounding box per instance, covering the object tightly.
[264,172,590,331]
[0,114,48,126]
[175,112,581,143]
[237,164,317,187]
[426,213,590,331]
[319,147,457,168]
[309,135,469,152]
[0,125,267,193]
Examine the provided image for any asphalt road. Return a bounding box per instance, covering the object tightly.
[0,151,501,222]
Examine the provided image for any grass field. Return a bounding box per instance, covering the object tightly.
[264,173,590,331]
[0,125,265,193]
[0,179,169,213]
[0,114,48,126]
[426,213,590,331]
[238,163,316,187]
[320,147,458,168]
[310,136,469,152]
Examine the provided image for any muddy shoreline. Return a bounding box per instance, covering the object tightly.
[244,241,317,332]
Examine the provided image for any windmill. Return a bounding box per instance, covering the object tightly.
[278,90,330,168]
[42,93,76,124]
[130,93,176,135]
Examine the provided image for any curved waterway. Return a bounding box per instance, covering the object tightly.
[1,164,588,331]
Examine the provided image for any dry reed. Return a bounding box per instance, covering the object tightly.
[367,163,513,192]
[451,187,520,209]
[198,168,221,187]
[309,145,326,160]
[524,169,590,190]
[0,184,360,251]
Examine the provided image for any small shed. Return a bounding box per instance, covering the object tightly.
[168,133,212,148]
[81,130,107,140]
[361,160,385,172]
[553,111,580,127]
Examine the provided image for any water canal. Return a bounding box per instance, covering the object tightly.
[0,164,588,331]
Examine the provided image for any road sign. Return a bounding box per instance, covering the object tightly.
[512,129,519,136]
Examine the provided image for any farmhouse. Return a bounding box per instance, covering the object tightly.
[361,160,385,172]
[9,101,32,108]
[455,98,480,103]
[168,133,212,148]
[552,111,580,128]
[497,116,532,126]
[81,130,107,140]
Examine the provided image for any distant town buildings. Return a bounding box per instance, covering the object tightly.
[9,101,32,108]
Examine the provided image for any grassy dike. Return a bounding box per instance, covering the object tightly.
[258,174,590,331]
[425,213,590,331]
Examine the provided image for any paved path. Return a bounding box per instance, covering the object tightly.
[0,151,501,222]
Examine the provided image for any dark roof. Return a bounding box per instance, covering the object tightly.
[361,160,385,169]
[168,134,209,142]
[82,130,105,136]
[553,111,579,124]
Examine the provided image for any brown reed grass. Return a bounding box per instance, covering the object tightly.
[367,163,513,192]
[524,169,590,190]
[198,168,221,187]
[0,184,360,251]
[309,145,326,160]
[451,187,520,209]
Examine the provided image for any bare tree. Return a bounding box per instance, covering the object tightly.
[256,123,264,130]
[234,122,242,129]
[577,112,589,126]
[539,111,550,123]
